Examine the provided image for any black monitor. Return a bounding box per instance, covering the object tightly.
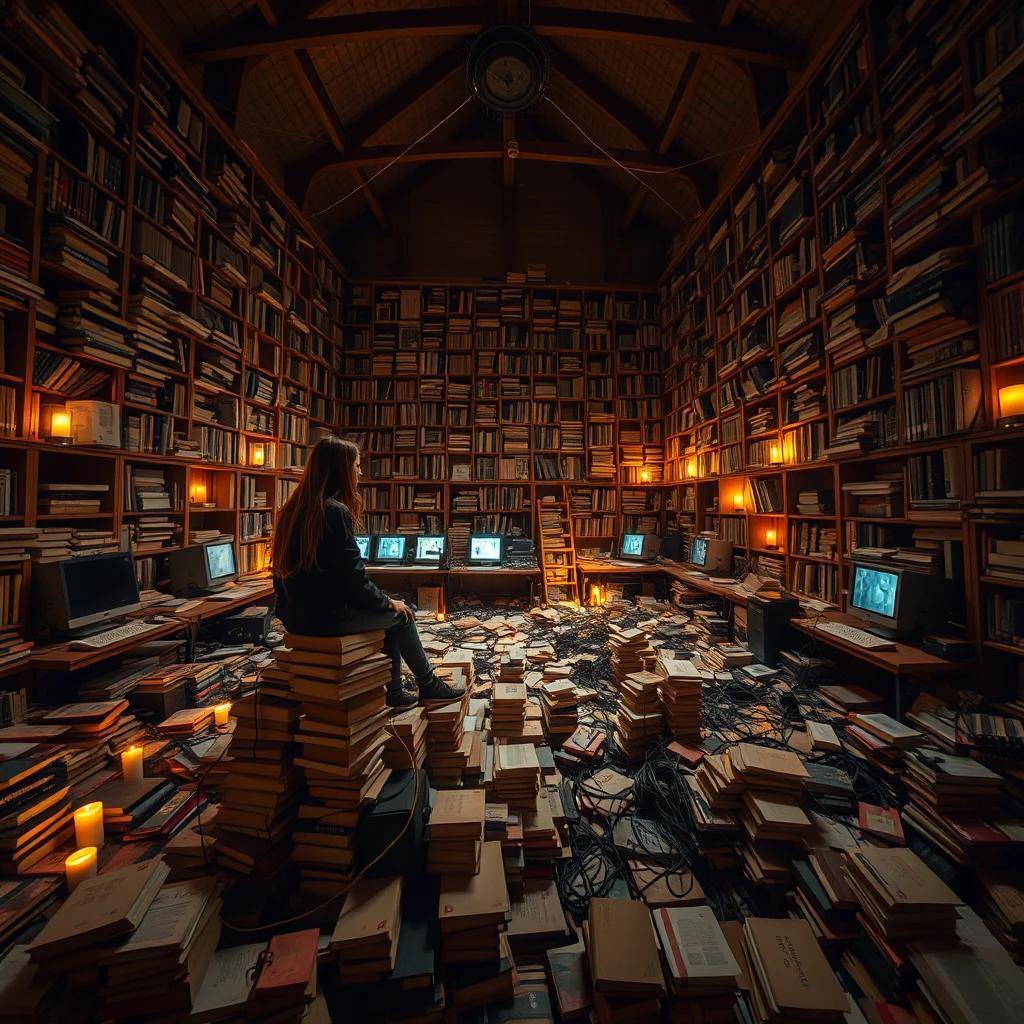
[354,535,371,561]
[374,535,407,563]
[168,541,239,596]
[468,534,503,566]
[33,552,142,637]
[848,563,949,638]
[414,535,445,563]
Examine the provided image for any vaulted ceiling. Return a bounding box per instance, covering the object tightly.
[135,0,849,246]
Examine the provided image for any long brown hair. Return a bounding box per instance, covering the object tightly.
[272,435,362,577]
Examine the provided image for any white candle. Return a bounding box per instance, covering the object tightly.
[74,802,104,849]
[65,847,97,893]
[214,703,231,727]
[121,745,143,783]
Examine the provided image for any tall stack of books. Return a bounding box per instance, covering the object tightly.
[537,678,578,740]
[615,670,663,760]
[280,631,390,895]
[427,788,485,874]
[383,705,427,769]
[492,742,541,811]
[658,653,702,738]
[490,661,527,738]
[213,691,300,887]
[425,693,471,787]
[844,712,925,776]
[438,841,509,965]
[329,876,403,984]
[733,744,813,851]
[607,626,655,686]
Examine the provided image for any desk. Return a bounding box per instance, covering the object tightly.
[791,612,973,718]
[31,583,276,673]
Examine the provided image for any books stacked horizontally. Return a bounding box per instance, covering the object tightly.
[585,898,665,1024]
[693,752,744,812]
[425,692,472,788]
[0,740,71,876]
[490,678,527,740]
[844,712,925,776]
[608,627,655,686]
[329,876,403,984]
[95,877,222,1020]
[282,631,390,895]
[247,928,320,1024]
[789,850,859,948]
[845,847,961,942]
[742,917,848,1023]
[438,841,509,965]
[43,699,145,781]
[428,789,485,875]
[383,706,427,769]
[658,653,702,738]
[537,677,578,740]
[492,742,541,811]
[615,670,663,760]
[733,744,813,846]
[213,691,301,887]
[653,906,739,1024]
[560,724,607,766]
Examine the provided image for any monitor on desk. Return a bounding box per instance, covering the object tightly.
[414,535,445,563]
[168,541,238,596]
[468,534,503,566]
[619,533,660,562]
[33,552,142,637]
[355,535,371,561]
[848,563,949,638]
[690,537,734,574]
[374,535,407,564]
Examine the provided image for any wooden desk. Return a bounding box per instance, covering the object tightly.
[791,611,973,718]
[31,583,276,673]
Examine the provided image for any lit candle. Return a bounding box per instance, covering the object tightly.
[592,584,602,606]
[74,802,104,849]
[251,444,265,467]
[214,703,232,727]
[121,745,143,783]
[686,459,697,478]
[765,527,777,548]
[639,465,651,483]
[65,847,97,893]
[733,492,744,511]
[435,610,446,622]
[998,384,1024,426]
[770,443,782,465]
[49,409,71,438]
[190,480,207,504]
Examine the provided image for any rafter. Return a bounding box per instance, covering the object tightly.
[188,7,804,69]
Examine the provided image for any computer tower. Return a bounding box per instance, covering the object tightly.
[746,595,800,668]
[356,769,429,878]
[661,529,683,562]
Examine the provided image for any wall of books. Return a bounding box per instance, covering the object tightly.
[0,0,350,653]
[337,282,664,557]
[659,0,1024,684]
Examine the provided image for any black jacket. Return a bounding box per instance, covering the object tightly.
[273,500,391,635]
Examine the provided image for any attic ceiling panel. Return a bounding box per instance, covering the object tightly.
[555,37,689,132]
[313,0,476,19]
[744,0,849,51]
[307,36,459,127]
[599,164,694,231]
[529,0,691,20]
[305,162,415,233]
[364,73,479,148]
[236,51,327,167]
[131,0,253,42]
[541,78,647,152]
[674,54,755,171]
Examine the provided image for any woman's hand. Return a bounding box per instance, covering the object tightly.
[390,599,414,623]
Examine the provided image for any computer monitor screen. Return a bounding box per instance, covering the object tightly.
[376,535,407,561]
[850,565,898,620]
[416,536,445,560]
[355,535,371,560]
[205,542,236,581]
[690,538,708,566]
[621,534,644,557]
[469,535,502,563]
[63,553,141,626]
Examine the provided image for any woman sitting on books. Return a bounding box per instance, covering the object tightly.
[272,435,462,708]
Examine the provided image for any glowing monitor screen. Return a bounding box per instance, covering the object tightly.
[621,534,644,557]
[416,536,445,560]
[376,536,407,561]
[205,542,236,580]
[851,566,898,619]
[355,535,370,560]
[690,538,708,566]
[468,536,502,563]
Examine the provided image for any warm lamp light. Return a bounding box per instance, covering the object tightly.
[250,443,265,467]
[435,610,446,622]
[639,465,651,483]
[121,745,143,783]
[732,492,744,511]
[998,384,1024,427]
[592,584,602,606]
[190,479,208,504]
[65,847,97,893]
[769,443,782,465]
[46,408,73,444]
[214,703,232,728]
[686,459,697,478]
[765,527,778,549]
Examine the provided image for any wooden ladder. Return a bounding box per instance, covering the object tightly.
[536,485,580,606]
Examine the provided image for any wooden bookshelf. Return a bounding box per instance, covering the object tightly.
[659,0,1024,693]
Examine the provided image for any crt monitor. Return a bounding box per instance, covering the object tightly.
[689,537,734,573]
[415,535,445,562]
[375,535,407,563]
[468,534,503,565]
[354,535,371,560]
[848,563,949,638]
[168,541,239,596]
[619,534,661,561]
[33,552,142,636]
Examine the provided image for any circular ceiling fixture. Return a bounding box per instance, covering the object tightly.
[466,24,550,118]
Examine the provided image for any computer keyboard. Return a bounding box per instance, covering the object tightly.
[68,619,164,650]
[816,621,897,650]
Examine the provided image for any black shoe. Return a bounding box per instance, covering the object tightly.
[418,674,466,704]
[387,687,419,709]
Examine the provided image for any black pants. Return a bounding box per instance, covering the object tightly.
[337,608,433,692]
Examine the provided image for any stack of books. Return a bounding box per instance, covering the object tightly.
[0,742,70,875]
[329,876,403,983]
[280,631,389,894]
[490,672,527,739]
[438,841,509,965]
[383,705,427,769]
[615,670,663,760]
[844,712,925,776]
[733,744,814,847]
[492,742,541,811]
[425,693,471,787]
[213,691,300,887]
[560,724,607,765]
[537,678,578,740]
[247,929,320,1023]
[607,626,655,686]
[789,850,859,948]
[693,752,745,812]
[658,653,702,738]
[427,789,485,875]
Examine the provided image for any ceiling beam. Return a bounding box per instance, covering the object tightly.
[188,7,804,69]
[621,185,648,234]
[201,56,260,131]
